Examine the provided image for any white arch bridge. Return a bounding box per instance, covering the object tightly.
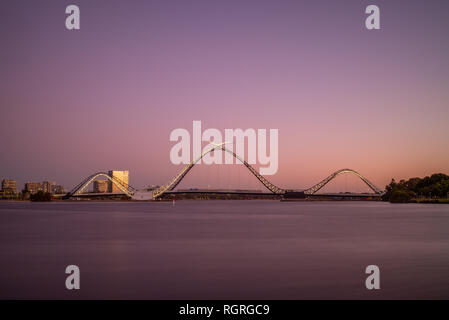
[64,144,384,200]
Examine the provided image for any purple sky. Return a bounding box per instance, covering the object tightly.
[1,0,449,192]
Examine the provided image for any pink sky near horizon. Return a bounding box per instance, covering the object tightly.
[1,0,449,191]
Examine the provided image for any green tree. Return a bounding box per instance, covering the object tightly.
[389,189,415,203]
[383,173,449,202]
[30,191,52,202]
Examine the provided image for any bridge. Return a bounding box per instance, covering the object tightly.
[64,143,385,200]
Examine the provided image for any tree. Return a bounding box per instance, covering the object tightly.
[30,191,52,202]
[389,189,415,203]
[383,173,449,202]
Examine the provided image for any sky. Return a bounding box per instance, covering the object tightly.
[1,0,449,192]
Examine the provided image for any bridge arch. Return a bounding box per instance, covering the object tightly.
[152,143,284,198]
[302,168,383,195]
[64,154,383,200]
[64,172,136,198]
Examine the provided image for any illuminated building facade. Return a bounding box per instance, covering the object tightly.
[108,170,129,193]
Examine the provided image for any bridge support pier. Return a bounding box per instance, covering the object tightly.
[131,191,153,201]
[283,191,306,199]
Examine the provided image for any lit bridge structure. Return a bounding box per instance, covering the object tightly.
[64,143,385,200]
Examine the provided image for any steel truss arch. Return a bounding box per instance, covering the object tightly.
[303,168,383,195]
[65,172,136,198]
[152,143,284,199]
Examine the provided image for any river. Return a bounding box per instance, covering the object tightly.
[0,200,448,299]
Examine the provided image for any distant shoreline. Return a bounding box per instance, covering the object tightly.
[1,198,448,204]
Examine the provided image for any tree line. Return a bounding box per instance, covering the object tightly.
[383,173,449,203]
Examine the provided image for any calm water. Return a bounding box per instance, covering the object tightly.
[0,200,448,299]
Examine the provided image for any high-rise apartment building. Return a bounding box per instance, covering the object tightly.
[53,185,66,195]
[1,179,17,194]
[42,181,56,194]
[108,170,129,193]
[93,180,109,193]
[25,182,42,194]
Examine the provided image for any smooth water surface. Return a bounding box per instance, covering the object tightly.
[0,201,448,299]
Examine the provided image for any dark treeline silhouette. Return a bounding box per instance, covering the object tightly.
[30,191,52,202]
[383,173,449,203]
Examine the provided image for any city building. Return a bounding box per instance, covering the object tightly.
[108,170,129,193]
[42,181,56,194]
[24,182,42,194]
[93,180,109,193]
[1,179,17,194]
[53,185,66,195]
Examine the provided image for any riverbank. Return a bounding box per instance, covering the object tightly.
[409,198,449,204]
